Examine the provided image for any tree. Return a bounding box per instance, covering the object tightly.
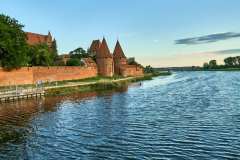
[209,60,217,69]
[224,57,234,67]
[69,47,89,59]
[66,58,81,66]
[236,56,240,66]
[28,44,54,66]
[51,38,58,59]
[144,65,154,73]
[0,14,28,69]
[203,62,209,69]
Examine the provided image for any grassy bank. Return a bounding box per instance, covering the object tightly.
[45,71,171,96]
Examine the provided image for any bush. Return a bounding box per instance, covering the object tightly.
[66,58,81,66]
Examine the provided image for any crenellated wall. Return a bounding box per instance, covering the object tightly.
[0,66,97,86]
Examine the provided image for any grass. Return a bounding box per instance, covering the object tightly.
[45,71,172,96]
[0,71,172,95]
[45,81,128,96]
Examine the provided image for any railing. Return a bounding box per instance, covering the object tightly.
[0,86,45,103]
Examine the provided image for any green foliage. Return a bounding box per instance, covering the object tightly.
[209,60,217,69]
[28,44,54,66]
[66,58,81,66]
[128,57,137,65]
[203,62,209,69]
[203,56,240,70]
[224,57,236,66]
[144,65,154,73]
[0,14,28,69]
[70,47,89,59]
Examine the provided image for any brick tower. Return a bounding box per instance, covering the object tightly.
[113,40,127,75]
[96,38,114,77]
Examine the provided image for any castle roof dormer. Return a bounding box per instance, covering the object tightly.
[97,38,112,58]
[113,40,126,59]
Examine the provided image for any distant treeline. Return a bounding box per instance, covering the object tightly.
[203,56,240,70]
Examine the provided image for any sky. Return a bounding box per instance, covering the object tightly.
[1,0,240,67]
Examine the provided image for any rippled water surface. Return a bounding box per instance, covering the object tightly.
[1,72,240,159]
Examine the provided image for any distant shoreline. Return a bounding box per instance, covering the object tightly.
[155,67,240,72]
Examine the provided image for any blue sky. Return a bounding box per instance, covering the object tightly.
[1,0,240,67]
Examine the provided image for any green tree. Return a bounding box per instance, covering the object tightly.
[209,60,217,69]
[236,56,240,66]
[224,57,234,67]
[144,65,154,73]
[28,44,54,66]
[0,14,28,69]
[203,62,209,69]
[69,47,89,59]
[66,58,81,66]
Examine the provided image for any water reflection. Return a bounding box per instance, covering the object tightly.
[1,73,240,159]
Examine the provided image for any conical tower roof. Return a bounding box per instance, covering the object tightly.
[97,38,112,58]
[89,40,101,53]
[113,40,126,59]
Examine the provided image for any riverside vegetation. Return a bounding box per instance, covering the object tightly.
[203,56,240,71]
[45,71,171,96]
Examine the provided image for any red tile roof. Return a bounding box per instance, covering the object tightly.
[26,32,52,46]
[97,38,112,58]
[113,40,126,59]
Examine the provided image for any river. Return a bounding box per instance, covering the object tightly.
[0,72,240,159]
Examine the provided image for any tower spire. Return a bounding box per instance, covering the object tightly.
[113,40,126,58]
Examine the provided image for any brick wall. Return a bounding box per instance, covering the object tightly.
[120,65,144,77]
[96,58,114,77]
[0,67,34,86]
[0,66,97,86]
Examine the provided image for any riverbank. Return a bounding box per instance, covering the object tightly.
[0,71,171,101]
[45,71,171,96]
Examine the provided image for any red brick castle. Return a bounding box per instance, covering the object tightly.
[89,38,143,77]
[26,31,55,50]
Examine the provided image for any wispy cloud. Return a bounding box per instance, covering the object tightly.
[175,32,240,45]
[212,48,240,54]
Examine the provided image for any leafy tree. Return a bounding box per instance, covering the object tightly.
[66,58,81,66]
[203,62,209,69]
[0,14,28,69]
[144,65,154,73]
[69,47,89,59]
[236,56,240,66]
[224,57,234,67]
[28,44,54,66]
[209,60,217,69]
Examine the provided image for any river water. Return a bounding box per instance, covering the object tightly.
[0,72,240,160]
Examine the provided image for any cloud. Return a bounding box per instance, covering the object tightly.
[175,32,240,45]
[212,49,240,54]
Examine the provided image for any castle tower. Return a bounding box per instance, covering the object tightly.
[89,40,101,55]
[47,31,53,47]
[96,38,114,77]
[113,40,127,75]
